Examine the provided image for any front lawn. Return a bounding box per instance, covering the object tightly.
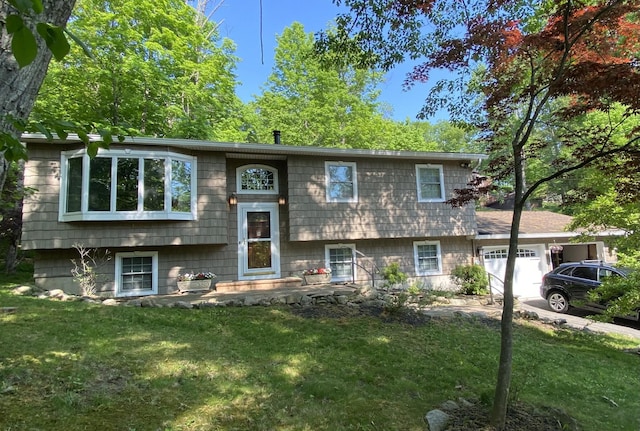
[0,273,638,430]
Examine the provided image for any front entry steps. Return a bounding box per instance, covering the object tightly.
[215,277,303,293]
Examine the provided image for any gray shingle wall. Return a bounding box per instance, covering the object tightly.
[287,156,477,241]
[21,143,228,250]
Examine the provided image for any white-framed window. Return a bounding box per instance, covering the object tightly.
[325,161,358,203]
[115,251,158,297]
[415,164,445,202]
[413,240,443,275]
[325,244,356,282]
[236,164,278,194]
[60,149,197,222]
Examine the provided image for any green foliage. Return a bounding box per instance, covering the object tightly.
[0,280,639,430]
[381,262,408,287]
[250,23,431,150]
[5,0,76,68]
[588,260,640,322]
[32,0,244,141]
[451,264,489,295]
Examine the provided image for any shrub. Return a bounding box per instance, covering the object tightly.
[381,262,408,288]
[450,264,489,295]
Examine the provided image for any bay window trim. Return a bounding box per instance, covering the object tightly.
[59,148,197,222]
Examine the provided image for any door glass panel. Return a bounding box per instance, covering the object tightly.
[247,212,271,239]
[248,241,272,269]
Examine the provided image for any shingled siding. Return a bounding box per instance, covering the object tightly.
[32,244,237,296]
[278,236,472,289]
[287,156,476,242]
[21,143,229,250]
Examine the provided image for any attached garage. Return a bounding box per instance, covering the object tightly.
[482,245,548,298]
[475,211,618,299]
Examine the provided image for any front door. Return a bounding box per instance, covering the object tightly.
[237,203,280,280]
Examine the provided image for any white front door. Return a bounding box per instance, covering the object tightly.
[237,203,280,280]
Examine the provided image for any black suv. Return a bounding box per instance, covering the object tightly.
[540,261,632,316]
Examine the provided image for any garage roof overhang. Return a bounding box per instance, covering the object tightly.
[475,229,626,241]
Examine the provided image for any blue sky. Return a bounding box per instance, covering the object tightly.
[215,0,445,122]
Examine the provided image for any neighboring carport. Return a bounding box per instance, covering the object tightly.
[474,210,618,299]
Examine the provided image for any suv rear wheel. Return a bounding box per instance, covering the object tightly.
[548,291,570,313]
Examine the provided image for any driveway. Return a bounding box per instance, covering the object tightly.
[520,298,640,341]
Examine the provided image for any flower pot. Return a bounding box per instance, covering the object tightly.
[177,279,214,292]
[303,273,331,285]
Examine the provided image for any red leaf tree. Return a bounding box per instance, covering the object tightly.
[318,1,640,428]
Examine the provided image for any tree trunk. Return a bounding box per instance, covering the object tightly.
[490,148,527,429]
[0,0,77,192]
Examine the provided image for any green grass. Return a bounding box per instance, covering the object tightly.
[0,271,638,430]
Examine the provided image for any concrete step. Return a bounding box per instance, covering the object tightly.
[215,276,303,293]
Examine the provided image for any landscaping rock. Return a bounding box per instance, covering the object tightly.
[440,400,460,411]
[243,296,260,306]
[47,289,65,300]
[11,285,34,296]
[425,409,450,431]
[102,298,118,306]
[171,301,194,309]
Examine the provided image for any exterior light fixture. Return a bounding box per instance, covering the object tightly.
[228,193,238,205]
[278,195,287,205]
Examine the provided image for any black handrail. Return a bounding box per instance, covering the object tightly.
[351,250,380,288]
[487,272,505,304]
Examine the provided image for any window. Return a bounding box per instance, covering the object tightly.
[325,162,357,203]
[414,241,442,275]
[237,164,278,194]
[115,252,158,297]
[416,164,445,202]
[326,244,356,282]
[484,249,508,260]
[571,266,597,281]
[60,149,196,221]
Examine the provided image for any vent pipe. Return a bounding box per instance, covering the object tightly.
[273,130,281,145]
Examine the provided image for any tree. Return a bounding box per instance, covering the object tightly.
[319,1,640,428]
[251,22,431,150]
[0,160,26,273]
[32,0,244,141]
[0,0,77,193]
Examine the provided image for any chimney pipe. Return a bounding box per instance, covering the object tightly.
[273,130,281,145]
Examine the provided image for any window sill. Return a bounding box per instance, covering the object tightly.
[60,212,195,222]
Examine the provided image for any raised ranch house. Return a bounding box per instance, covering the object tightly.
[21,134,488,297]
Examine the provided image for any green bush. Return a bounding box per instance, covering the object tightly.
[381,262,408,287]
[450,264,489,295]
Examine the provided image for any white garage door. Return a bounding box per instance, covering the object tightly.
[482,245,547,298]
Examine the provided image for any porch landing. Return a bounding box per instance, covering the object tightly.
[214,277,303,293]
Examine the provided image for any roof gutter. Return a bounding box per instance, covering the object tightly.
[20,133,488,162]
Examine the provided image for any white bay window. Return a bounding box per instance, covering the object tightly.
[60,149,197,221]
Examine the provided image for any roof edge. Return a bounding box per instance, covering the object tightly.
[20,133,488,161]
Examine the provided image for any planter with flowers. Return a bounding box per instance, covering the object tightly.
[302,267,332,285]
[177,271,216,292]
